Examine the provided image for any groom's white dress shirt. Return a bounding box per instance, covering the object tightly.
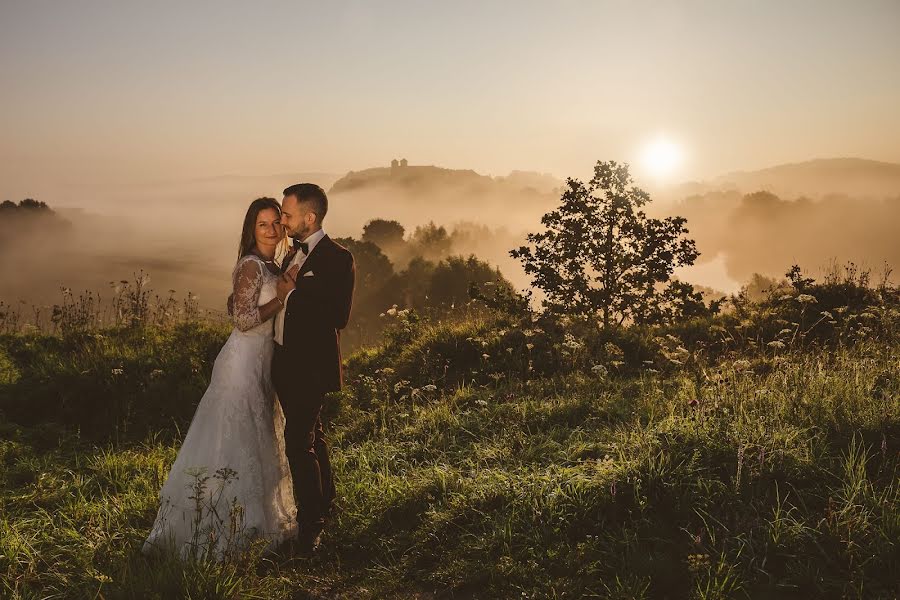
[274,228,326,346]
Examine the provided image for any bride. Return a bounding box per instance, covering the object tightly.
[143,197,298,560]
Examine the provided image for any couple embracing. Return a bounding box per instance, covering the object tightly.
[143,183,355,559]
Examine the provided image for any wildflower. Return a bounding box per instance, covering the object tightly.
[111,368,124,376]
[778,328,793,336]
[687,553,711,573]
[562,333,582,351]
[526,343,534,351]
[795,294,817,304]
[474,399,488,407]
[386,307,398,317]
[767,340,786,349]
[610,360,625,368]
[820,310,833,319]
[778,293,794,301]
[506,347,514,354]
[379,313,386,318]
[150,369,164,378]
[421,384,437,392]
[591,364,608,377]
[481,353,490,360]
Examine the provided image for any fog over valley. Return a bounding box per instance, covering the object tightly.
[3,157,899,324]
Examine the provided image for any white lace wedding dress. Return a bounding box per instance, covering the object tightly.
[143,255,297,560]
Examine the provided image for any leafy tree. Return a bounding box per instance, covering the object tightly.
[410,222,453,261]
[511,160,701,326]
[428,255,512,308]
[362,219,406,253]
[333,237,394,299]
[333,237,396,346]
[394,257,437,310]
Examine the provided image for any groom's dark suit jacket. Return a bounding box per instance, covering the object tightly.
[280,235,355,393]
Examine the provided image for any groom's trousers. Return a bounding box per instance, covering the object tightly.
[272,346,336,530]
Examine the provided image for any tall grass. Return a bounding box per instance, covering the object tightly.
[0,270,897,598]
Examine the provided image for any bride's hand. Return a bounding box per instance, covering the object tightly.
[276,266,298,303]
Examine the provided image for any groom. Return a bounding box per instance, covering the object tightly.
[273,183,355,553]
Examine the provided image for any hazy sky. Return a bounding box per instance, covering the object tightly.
[2,0,899,192]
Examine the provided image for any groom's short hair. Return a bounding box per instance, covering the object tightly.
[283,183,328,223]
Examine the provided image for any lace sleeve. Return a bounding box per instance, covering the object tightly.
[232,257,264,331]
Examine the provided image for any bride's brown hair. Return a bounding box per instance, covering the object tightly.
[237,197,282,261]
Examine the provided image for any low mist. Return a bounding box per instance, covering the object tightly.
[2,159,899,324]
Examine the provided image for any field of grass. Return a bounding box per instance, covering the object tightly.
[1,283,898,598]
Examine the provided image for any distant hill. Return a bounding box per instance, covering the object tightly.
[711,158,900,199]
[327,162,564,232]
[330,163,563,196]
[329,165,488,195]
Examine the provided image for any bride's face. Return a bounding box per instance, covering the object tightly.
[254,208,283,251]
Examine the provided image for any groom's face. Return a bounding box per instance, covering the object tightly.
[281,195,317,240]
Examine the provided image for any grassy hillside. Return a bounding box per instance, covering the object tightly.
[1,278,898,598]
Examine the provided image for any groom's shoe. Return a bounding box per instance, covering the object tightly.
[296,520,325,555]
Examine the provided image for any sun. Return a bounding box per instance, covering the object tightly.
[640,136,684,179]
